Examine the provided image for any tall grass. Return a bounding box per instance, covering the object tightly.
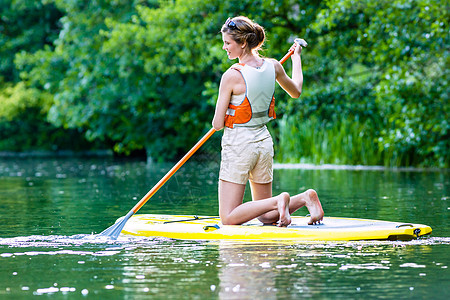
[275,116,382,166]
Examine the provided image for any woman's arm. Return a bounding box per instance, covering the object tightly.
[273,44,303,98]
[212,69,243,130]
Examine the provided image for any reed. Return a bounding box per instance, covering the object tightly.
[275,115,382,166]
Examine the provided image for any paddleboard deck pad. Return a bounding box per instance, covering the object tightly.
[120,214,432,241]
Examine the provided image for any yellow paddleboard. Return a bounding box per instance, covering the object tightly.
[120,214,432,241]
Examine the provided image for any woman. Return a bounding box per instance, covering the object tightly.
[212,16,324,226]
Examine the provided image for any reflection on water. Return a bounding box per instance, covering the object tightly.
[218,242,279,299]
[216,239,450,299]
[3,235,449,298]
[0,234,449,298]
[0,158,448,298]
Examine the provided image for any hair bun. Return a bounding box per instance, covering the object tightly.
[221,16,265,52]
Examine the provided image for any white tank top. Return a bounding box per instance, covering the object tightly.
[226,59,276,127]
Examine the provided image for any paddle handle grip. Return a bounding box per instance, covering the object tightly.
[279,38,307,64]
[131,127,216,213]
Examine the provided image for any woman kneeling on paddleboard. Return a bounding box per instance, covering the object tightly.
[212,16,324,227]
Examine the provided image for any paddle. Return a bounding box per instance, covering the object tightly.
[99,128,216,239]
[99,38,307,239]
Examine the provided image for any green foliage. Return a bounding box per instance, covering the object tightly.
[0,108,97,152]
[302,0,449,167]
[0,81,97,152]
[0,82,52,119]
[16,0,324,160]
[0,0,62,82]
[1,0,448,166]
[0,0,98,152]
[275,73,382,165]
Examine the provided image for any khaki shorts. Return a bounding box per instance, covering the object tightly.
[219,137,274,185]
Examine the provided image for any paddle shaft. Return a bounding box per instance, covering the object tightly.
[130,127,216,213]
[128,39,305,215]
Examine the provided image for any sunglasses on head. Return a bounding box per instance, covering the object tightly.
[225,18,237,30]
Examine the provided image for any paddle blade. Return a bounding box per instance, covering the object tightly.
[98,211,133,240]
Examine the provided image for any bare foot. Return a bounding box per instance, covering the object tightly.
[305,189,324,225]
[277,192,291,227]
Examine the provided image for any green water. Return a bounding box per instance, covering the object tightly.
[0,158,448,299]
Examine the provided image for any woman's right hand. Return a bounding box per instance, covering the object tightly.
[291,40,303,58]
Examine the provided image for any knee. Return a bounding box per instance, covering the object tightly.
[221,217,232,225]
[257,214,278,224]
[220,214,238,225]
[306,189,317,197]
[281,192,291,199]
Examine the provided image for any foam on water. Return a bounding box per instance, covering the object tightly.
[0,234,167,250]
[0,234,448,252]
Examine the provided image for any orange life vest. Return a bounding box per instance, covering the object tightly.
[224,60,276,128]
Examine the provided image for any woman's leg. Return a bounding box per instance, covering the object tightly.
[290,189,324,225]
[250,182,324,225]
[249,181,279,223]
[219,179,291,226]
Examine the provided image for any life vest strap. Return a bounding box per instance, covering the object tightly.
[252,111,269,118]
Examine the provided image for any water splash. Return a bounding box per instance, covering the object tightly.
[213,236,450,249]
[0,235,448,250]
[0,234,166,249]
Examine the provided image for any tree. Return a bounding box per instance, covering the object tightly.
[308,0,449,166]
[0,0,62,82]
[18,0,323,160]
[0,0,95,152]
[4,0,447,166]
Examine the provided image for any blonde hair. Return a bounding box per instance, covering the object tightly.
[221,16,265,53]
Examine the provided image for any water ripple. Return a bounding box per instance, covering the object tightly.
[0,235,448,251]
